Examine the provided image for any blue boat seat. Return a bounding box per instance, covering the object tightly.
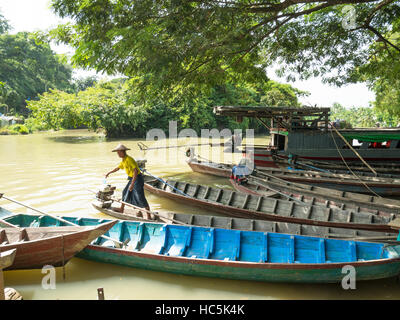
[116,222,142,250]
[239,231,267,263]
[209,229,241,261]
[268,233,293,263]
[164,226,192,257]
[183,227,214,259]
[139,224,167,254]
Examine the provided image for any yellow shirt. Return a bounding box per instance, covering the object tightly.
[118,155,141,177]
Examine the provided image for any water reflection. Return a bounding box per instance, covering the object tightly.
[46,135,107,144]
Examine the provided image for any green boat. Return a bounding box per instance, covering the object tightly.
[2,209,400,284]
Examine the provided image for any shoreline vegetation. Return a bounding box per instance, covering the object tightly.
[7,78,311,138]
[1,9,399,139]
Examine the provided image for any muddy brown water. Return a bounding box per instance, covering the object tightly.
[1,129,400,300]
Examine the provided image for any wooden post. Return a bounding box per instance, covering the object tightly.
[0,249,17,301]
[0,268,4,301]
[97,287,105,300]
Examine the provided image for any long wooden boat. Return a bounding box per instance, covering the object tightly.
[3,213,400,283]
[252,167,400,196]
[187,158,232,178]
[187,157,400,213]
[229,176,400,216]
[274,156,400,177]
[143,176,398,232]
[214,106,400,168]
[0,219,116,270]
[187,157,400,196]
[92,201,399,242]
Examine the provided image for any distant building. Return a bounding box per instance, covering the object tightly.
[0,115,24,127]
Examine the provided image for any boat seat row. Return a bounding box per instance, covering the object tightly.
[9,215,388,264]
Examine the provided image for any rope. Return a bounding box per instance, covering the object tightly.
[329,127,382,198]
[329,123,377,176]
[141,169,192,198]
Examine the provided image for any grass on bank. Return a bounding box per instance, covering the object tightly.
[0,124,29,135]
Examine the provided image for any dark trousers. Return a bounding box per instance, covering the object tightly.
[122,174,149,208]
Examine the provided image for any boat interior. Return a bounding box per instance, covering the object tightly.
[4,214,398,264]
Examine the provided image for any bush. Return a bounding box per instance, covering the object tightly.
[8,124,29,134]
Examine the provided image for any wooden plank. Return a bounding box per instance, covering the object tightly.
[170,181,178,193]
[0,230,6,245]
[215,189,223,202]
[192,185,200,198]
[288,202,295,217]
[241,194,250,209]
[262,233,268,262]
[326,208,332,222]
[255,197,263,211]
[205,229,215,258]
[319,239,326,263]
[271,199,278,214]
[0,269,3,301]
[347,211,353,223]
[250,219,254,231]
[203,187,211,200]
[227,218,233,230]
[388,217,400,229]
[289,235,295,263]
[227,191,235,206]
[19,228,28,242]
[349,241,357,261]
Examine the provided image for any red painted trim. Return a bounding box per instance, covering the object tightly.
[144,181,394,232]
[86,244,400,270]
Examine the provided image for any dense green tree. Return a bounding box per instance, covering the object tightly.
[355,32,400,115]
[0,11,10,35]
[48,0,400,99]
[330,102,400,127]
[27,78,305,137]
[0,32,73,113]
[71,75,98,93]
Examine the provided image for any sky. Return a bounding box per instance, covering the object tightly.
[0,0,376,108]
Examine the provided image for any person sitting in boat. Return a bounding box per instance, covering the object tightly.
[105,143,151,218]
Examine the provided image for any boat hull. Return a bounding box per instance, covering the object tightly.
[4,212,400,283]
[79,245,400,283]
[0,222,116,270]
[144,179,395,232]
[187,159,231,177]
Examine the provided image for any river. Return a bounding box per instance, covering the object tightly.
[1,129,399,300]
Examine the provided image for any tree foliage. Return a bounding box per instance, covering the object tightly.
[0,31,73,113]
[48,0,400,99]
[330,102,400,127]
[27,78,305,137]
[0,11,10,35]
[355,31,400,115]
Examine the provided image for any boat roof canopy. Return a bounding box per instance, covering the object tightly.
[214,106,331,131]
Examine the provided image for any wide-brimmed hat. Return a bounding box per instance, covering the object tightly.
[112,143,130,152]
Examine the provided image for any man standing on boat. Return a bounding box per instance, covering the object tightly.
[105,144,151,218]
